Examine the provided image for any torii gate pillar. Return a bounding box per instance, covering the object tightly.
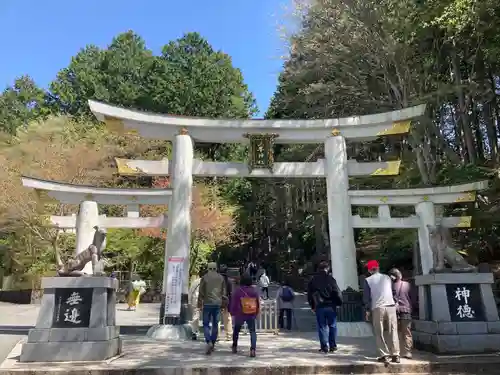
[324,135,359,291]
[75,201,99,274]
[159,131,193,327]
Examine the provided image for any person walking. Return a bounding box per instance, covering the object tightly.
[189,268,205,340]
[389,268,414,359]
[363,260,400,364]
[276,280,295,330]
[247,261,258,283]
[229,273,260,357]
[258,270,270,299]
[218,265,233,341]
[307,261,343,353]
[127,277,146,311]
[197,262,227,355]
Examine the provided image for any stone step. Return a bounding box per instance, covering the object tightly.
[1,362,498,374]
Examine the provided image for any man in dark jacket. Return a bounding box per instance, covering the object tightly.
[307,261,343,353]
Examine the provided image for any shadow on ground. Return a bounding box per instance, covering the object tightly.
[0,325,153,335]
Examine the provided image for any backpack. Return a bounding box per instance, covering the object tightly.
[280,287,294,302]
[240,289,258,314]
[311,275,343,307]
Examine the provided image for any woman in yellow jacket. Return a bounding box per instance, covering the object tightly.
[127,278,146,311]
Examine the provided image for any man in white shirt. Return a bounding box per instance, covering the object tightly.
[259,270,270,299]
[363,260,400,364]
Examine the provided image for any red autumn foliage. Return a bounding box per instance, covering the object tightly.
[139,177,235,245]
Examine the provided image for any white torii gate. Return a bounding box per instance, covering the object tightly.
[89,100,428,295]
[88,100,486,293]
[22,176,171,275]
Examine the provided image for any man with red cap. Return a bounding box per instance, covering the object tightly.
[363,260,400,363]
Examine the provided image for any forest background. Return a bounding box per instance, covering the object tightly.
[1,0,500,291]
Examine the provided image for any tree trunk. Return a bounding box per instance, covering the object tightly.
[409,133,431,185]
[451,46,476,164]
[321,212,329,250]
[285,183,293,254]
[472,105,485,162]
[484,97,498,164]
[475,52,496,163]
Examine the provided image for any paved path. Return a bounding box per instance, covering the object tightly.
[0,284,347,364]
[3,332,500,374]
[0,335,19,371]
[0,302,160,364]
[0,304,40,366]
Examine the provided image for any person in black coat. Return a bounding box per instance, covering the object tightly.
[307,261,343,353]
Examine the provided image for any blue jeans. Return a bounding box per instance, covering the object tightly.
[315,306,337,350]
[233,318,257,350]
[203,305,221,344]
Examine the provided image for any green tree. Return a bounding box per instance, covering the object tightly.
[0,76,48,134]
[155,32,256,118]
[49,31,153,118]
[102,228,164,279]
[49,31,257,126]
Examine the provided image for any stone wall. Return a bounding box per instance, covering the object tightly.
[414,320,500,353]
[0,289,33,304]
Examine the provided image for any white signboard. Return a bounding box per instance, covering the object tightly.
[164,256,185,317]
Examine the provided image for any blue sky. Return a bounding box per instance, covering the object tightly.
[0,0,293,116]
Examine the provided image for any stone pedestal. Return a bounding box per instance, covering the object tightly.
[414,273,500,354]
[20,277,121,362]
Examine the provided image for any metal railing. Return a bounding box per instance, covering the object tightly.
[242,299,279,335]
[338,289,364,322]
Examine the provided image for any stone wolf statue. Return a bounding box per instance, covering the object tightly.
[427,224,476,273]
[56,226,107,277]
